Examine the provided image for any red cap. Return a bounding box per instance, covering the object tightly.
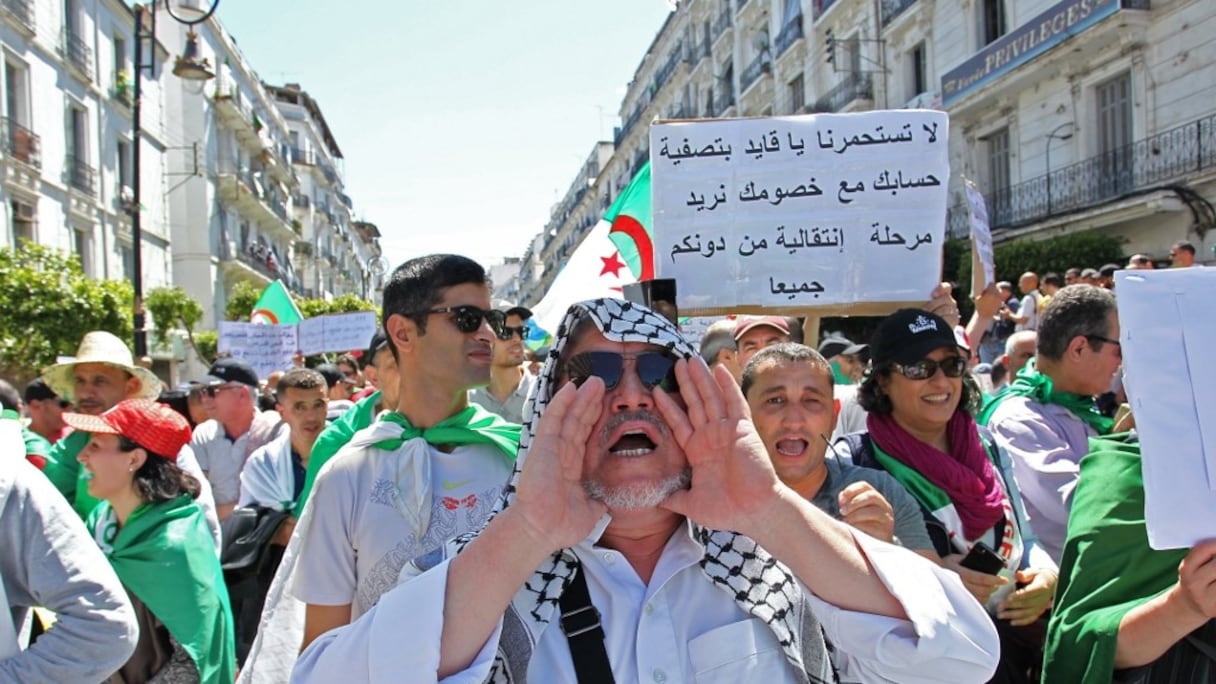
[733,316,791,341]
[62,399,191,461]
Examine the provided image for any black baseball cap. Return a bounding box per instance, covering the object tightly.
[493,299,533,320]
[363,329,389,368]
[869,309,966,367]
[314,363,355,389]
[201,357,259,388]
[24,378,70,406]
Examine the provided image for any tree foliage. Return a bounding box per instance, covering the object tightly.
[298,293,378,321]
[225,281,263,322]
[0,244,133,382]
[146,286,208,365]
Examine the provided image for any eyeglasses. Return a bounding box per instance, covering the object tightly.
[890,356,968,381]
[415,306,505,335]
[496,324,529,341]
[563,351,679,392]
[203,384,243,398]
[1086,335,1121,354]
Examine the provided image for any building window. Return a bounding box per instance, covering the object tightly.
[1096,71,1133,194]
[120,244,135,280]
[980,0,1007,46]
[789,73,805,113]
[9,200,35,246]
[117,140,132,191]
[984,128,1011,222]
[4,60,30,125]
[114,37,127,77]
[908,43,927,100]
[73,227,93,277]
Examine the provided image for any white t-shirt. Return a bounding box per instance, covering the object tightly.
[1015,292,1041,332]
[291,436,512,619]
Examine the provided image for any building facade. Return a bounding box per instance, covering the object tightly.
[1,0,173,310]
[514,0,1214,301]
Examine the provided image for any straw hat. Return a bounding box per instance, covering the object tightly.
[41,331,161,401]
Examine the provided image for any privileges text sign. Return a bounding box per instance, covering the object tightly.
[651,110,950,313]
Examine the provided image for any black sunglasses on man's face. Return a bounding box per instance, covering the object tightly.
[414,305,505,335]
[563,351,679,392]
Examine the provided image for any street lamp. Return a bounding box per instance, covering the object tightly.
[1045,122,1075,215]
[131,1,220,359]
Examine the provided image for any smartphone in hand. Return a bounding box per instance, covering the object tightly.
[959,541,1006,575]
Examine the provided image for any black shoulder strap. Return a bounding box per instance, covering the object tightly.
[558,565,615,684]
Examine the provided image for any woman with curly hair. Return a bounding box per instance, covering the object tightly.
[834,309,1057,684]
[68,399,235,684]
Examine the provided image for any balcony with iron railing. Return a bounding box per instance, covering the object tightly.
[1,0,35,33]
[61,31,93,79]
[654,44,686,92]
[66,155,95,196]
[711,9,732,43]
[811,72,873,112]
[775,16,805,57]
[615,105,645,145]
[740,52,771,94]
[948,113,1216,236]
[290,147,314,165]
[2,117,40,168]
[880,0,918,26]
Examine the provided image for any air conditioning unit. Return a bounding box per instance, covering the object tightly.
[13,201,36,222]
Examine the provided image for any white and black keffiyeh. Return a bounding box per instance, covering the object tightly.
[422,298,835,683]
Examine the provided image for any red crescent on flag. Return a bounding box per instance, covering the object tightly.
[609,215,655,281]
[251,309,279,324]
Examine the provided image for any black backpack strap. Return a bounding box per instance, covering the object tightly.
[558,564,614,684]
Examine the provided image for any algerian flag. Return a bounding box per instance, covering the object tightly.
[607,161,654,281]
[89,497,236,684]
[530,163,653,335]
[251,280,303,325]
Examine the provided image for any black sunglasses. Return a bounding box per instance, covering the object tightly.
[564,351,679,392]
[496,324,529,341]
[415,306,505,335]
[890,356,968,381]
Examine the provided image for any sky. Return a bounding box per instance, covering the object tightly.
[215,0,675,272]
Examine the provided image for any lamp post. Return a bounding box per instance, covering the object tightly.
[131,1,219,358]
[1044,122,1075,216]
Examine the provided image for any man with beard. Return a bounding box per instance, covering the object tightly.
[240,255,522,683]
[469,301,537,424]
[294,299,999,683]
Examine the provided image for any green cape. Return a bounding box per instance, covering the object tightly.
[1042,434,1188,683]
[88,495,235,684]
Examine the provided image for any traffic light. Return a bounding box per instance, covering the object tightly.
[825,31,836,65]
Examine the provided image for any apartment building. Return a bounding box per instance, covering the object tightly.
[514,0,1214,301]
[1,0,173,296]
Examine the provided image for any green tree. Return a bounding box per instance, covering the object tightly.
[145,286,206,362]
[0,243,133,383]
[225,280,262,322]
[193,330,218,365]
[298,293,378,321]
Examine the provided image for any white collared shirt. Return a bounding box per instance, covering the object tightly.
[293,519,1000,683]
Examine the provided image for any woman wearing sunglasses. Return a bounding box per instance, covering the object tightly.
[66,399,235,684]
[834,309,1057,684]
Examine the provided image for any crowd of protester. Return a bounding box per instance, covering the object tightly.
[0,244,1210,683]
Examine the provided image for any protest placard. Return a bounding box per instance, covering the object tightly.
[1115,268,1216,549]
[650,110,950,315]
[298,311,377,356]
[964,178,995,293]
[217,322,298,380]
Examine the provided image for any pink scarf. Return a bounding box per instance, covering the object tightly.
[867,411,1006,541]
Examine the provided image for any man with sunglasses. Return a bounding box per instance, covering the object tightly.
[191,357,265,521]
[294,298,999,683]
[469,300,536,424]
[983,285,1121,564]
[251,254,521,675]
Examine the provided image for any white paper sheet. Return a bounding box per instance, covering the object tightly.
[1115,268,1216,550]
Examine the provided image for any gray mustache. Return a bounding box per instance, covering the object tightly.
[599,410,669,446]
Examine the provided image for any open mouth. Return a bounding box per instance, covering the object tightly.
[776,438,808,457]
[609,430,657,457]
